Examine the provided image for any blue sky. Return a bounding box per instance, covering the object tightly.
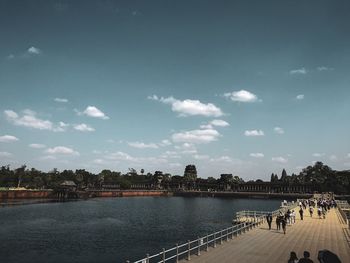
[1,0,350,180]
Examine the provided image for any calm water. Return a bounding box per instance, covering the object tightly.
[0,197,282,263]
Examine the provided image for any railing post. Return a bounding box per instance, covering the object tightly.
[214,233,216,248]
[197,237,201,256]
[146,253,150,263]
[187,240,191,260]
[176,244,179,263]
[162,248,165,263]
[220,230,223,244]
[226,228,229,241]
[206,234,208,251]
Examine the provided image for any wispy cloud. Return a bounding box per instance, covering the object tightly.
[128,141,159,149]
[5,109,52,130]
[210,156,234,163]
[148,95,223,117]
[46,146,79,156]
[27,46,41,55]
[329,155,337,161]
[296,94,305,100]
[0,134,19,143]
[224,90,259,102]
[29,143,46,149]
[54,98,68,103]
[274,127,284,134]
[193,154,210,160]
[272,156,288,163]
[80,106,109,119]
[74,123,95,132]
[312,153,325,157]
[250,153,264,158]
[172,129,220,144]
[289,68,307,75]
[244,130,264,136]
[317,66,334,71]
[0,151,13,157]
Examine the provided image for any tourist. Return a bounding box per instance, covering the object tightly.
[276,215,281,231]
[281,216,287,234]
[318,207,322,219]
[299,207,304,220]
[266,213,272,230]
[288,251,299,263]
[286,209,291,225]
[299,251,314,263]
[309,206,314,217]
[291,210,296,224]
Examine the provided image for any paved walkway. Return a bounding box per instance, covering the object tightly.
[182,208,350,263]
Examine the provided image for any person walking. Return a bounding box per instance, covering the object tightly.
[266,213,273,230]
[299,207,304,220]
[309,206,313,217]
[288,251,299,263]
[281,216,287,234]
[276,215,281,231]
[299,251,314,263]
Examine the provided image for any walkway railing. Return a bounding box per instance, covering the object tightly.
[336,200,350,229]
[130,201,301,263]
[130,218,264,263]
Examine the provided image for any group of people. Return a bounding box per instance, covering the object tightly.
[288,250,341,263]
[265,197,337,235]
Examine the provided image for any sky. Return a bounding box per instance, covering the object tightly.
[0,0,350,180]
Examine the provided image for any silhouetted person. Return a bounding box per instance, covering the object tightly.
[299,251,314,263]
[299,207,304,220]
[318,249,341,263]
[281,217,287,234]
[288,251,299,263]
[266,213,272,230]
[276,216,281,231]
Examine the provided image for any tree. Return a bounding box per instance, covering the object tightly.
[15,165,26,188]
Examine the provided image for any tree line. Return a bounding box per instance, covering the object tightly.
[0,162,349,194]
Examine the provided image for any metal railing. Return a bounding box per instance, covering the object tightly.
[130,201,299,263]
[130,219,263,263]
[336,200,350,229]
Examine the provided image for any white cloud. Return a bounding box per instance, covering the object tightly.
[29,143,46,149]
[0,135,19,143]
[296,94,305,100]
[250,153,264,158]
[54,98,68,103]
[210,119,230,127]
[46,146,79,156]
[159,139,172,147]
[272,157,288,163]
[0,152,12,157]
[172,129,220,144]
[312,153,325,157]
[317,66,333,71]
[329,155,337,161]
[82,106,109,119]
[27,46,41,55]
[193,154,210,160]
[128,141,159,149]
[244,130,264,136]
[210,156,233,163]
[149,95,223,117]
[5,109,54,130]
[347,153,350,158]
[74,123,95,132]
[274,127,284,134]
[289,68,307,75]
[224,90,259,103]
[39,155,57,161]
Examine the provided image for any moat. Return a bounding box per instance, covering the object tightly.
[0,197,282,263]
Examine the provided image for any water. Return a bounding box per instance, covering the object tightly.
[0,197,282,263]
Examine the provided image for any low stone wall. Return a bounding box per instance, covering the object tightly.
[0,190,53,199]
[174,191,313,199]
[89,190,170,198]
